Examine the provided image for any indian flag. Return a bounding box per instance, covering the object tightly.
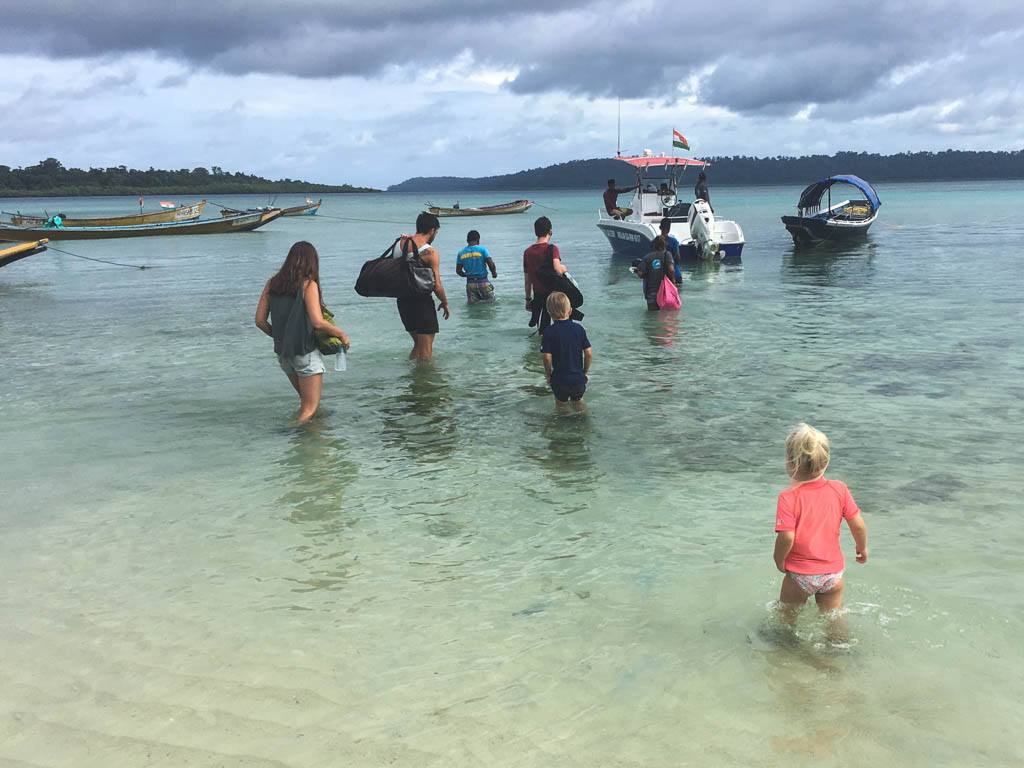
[672,129,689,150]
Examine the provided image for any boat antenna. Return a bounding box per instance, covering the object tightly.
[616,98,621,158]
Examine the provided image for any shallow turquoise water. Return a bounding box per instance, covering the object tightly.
[1,183,1022,766]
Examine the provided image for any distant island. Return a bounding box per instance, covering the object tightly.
[0,158,379,197]
[388,150,1024,192]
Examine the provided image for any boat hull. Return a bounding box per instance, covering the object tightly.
[0,210,282,240]
[596,219,744,262]
[5,201,206,228]
[0,238,48,268]
[222,199,321,217]
[781,214,876,246]
[427,200,532,217]
[283,200,321,216]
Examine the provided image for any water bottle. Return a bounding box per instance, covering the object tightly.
[334,349,347,372]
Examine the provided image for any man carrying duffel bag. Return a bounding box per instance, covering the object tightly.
[355,212,450,361]
[524,216,566,333]
[523,216,583,332]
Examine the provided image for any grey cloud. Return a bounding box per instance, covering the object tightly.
[809,27,1024,131]
[0,113,144,145]
[0,1,587,68]
[1,71,140,106]
[2,0,1022,133]
[700,47,890,115]
[157,72,191,89]
[499,1,1023,115]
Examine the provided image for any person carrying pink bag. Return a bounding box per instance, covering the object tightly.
[656,270,681,310]
[633,236,679,310]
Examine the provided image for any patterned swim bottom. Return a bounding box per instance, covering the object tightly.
[466,278,495,304]
[788,571,844,595]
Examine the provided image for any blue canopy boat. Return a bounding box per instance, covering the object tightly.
[781,175,881,246]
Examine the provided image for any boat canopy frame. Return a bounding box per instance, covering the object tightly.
[797,175,881,216]
[615,155,708,190]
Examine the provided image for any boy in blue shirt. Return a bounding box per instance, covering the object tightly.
[455,229,497,304]
[540,291,593,412]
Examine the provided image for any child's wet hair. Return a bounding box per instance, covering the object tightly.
[546,291,571,320]
[785,423,830,481]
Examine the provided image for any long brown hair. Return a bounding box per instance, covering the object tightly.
[268,241,320,298]
[652,235,667,252]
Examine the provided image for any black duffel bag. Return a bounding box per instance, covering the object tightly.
[539,244,584,312]
[355,237,435,298]
[530,245,584,326]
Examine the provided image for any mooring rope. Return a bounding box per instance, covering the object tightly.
[47,244,151,270]
[314,213,411,225]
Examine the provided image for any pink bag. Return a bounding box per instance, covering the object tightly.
[656,276,681,310]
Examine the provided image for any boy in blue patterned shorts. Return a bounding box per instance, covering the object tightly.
[455,230,497,304]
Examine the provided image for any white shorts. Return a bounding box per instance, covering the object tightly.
[278,349,325,377]
[788,571,844,595]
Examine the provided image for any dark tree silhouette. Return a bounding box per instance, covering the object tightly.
[387,151,1024,192]
[0,159,378,197]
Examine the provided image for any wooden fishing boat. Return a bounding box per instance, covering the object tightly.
[3,200,206,228]
[0,210,282,241]
[284,198,321,216]
[425,199,533,217]
[781,175,881,246]
[0,238,48,268]
[220,198,321,218]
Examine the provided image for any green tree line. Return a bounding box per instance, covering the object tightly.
[388,150,1024,192]
[0,158,378,197]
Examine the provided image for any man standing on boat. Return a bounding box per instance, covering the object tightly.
[604,179,638,219]
[694,171,711,208]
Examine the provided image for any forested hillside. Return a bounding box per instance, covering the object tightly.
[0,158,378,197]
[389,151,1024,192]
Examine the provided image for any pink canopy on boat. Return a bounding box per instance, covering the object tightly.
[616,155,708,168]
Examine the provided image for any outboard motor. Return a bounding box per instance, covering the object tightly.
[689,199,720,261]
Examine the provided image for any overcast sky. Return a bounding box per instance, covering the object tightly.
[1,0,1021,188]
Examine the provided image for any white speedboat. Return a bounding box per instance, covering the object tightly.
[596,153,745,261]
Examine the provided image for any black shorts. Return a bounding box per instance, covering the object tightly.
[550,378,586,402]
[397,294,438,335]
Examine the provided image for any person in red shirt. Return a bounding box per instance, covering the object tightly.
[523,216,566,332]
[604,178,638,219]
[772,423,868,636]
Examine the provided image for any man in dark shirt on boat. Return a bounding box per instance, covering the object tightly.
[604,179,638,219]
[694,171,711,208]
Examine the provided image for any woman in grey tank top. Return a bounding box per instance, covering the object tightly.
[255,241,349,423]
